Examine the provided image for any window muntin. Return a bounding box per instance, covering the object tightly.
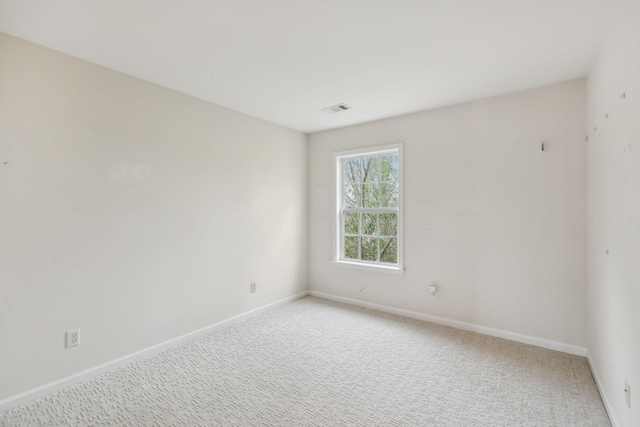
[334,145,402,270]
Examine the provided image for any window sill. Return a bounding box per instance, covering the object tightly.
[331,260,405,275]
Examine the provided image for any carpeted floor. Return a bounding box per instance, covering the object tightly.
[0,296,610,426]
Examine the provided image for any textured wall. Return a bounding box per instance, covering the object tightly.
[309,80,587,349]
[586,1,640,425]
[0,33,307,400]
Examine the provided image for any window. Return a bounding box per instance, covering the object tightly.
[333,143,403,273]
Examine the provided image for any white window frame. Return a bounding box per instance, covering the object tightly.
[332,143,404,275]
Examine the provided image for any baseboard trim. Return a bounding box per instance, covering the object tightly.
[0,291,308,412]
[308,290,587,357]
[586,351,620,427]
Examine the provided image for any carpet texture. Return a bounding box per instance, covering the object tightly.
[0,296,610,426]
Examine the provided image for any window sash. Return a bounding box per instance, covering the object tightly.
[340,208,399,266]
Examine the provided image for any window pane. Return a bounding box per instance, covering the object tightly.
[361,237,378,261]
[379,155,399,182]
[379,213,397,236]
[362,183,379,208]
[343,212,359,234]
[344,236,359,259]
[343,184,361,208]
[380,182,399,208]
[343,159,365,184]
[365,157,379,182]
[379,238,397,263]
[362,213,377,236]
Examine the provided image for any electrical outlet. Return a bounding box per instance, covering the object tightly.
[66,329,80,348]
[429,283,438,298]
[624,381,631,408]
[250,282,256,293]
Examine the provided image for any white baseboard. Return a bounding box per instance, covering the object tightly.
[0,291,308,412]
[308,290,587,357]
[586,351,621,427]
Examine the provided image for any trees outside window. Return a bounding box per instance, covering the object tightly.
[334,144,402,271]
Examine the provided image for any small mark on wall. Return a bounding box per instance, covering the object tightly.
[359,286,367,293]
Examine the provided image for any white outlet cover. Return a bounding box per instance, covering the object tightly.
[66,329,81,348]
[429,284,438,297]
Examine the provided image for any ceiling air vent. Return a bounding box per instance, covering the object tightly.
[322,103,351,114]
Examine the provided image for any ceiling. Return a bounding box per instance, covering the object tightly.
[0,0,617,133]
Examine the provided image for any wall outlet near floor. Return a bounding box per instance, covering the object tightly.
[250,282,256,293]
[66,329,80,348]
[429,283,438,298]
[624,380,631,408]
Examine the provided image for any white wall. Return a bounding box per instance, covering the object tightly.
[586,1,640,425]
[0,33,307,400]
[309,80,587,348]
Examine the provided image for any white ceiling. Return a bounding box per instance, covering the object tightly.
[0,0,617,133]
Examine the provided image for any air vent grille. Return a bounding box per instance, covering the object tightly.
[322,103,351,114]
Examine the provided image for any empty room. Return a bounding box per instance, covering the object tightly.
[0,0,638,426]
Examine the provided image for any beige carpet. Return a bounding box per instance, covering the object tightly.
[0,296,610,426]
